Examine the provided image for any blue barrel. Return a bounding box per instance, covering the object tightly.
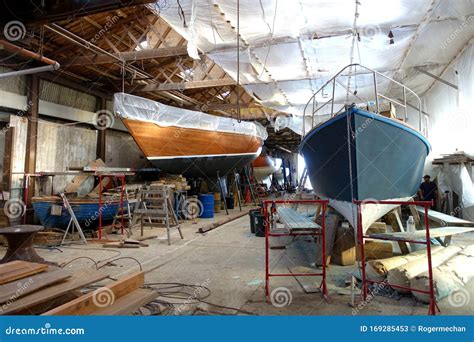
[198,194,214,218]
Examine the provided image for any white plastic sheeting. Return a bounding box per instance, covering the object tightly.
[437,164,474,209]
[156,0,474,119]
[113,93,268,140]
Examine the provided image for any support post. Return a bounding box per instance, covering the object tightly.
[96,97,107,161]
[424,204,436,315]
[264,202,269,301]
[24,75,39,223]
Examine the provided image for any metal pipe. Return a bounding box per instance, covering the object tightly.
[0,39,59,66]
[331,78,336,116]
[0,64,59,79]
[403,87,408,121]
[44,24,151,80]
[373,71,379,113]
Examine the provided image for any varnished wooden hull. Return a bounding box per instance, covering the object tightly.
[123,119,263,176]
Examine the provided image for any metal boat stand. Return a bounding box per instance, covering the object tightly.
[60,192,87,245]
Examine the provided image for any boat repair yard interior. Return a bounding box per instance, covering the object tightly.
[0,0,473,318]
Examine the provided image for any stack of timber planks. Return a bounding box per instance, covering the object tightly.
[0,261,156,315]
[151,175,190,191]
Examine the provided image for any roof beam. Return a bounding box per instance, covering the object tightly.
[422,37,474,96]
[63,46,190,66]
[206,103,262,111]
[414,66,458,90]
[129,78,236,92]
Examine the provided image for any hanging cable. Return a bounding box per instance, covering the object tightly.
[346,0,360,103]
[236,0,241,122]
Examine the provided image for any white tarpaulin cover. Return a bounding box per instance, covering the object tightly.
[113,93,268,140]
[153,0,474,122]
[437,163,474,209]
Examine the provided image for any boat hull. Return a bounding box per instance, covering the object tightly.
[32,199,124,230]
[252,156,281,181]
[300,107,430,230]
[123,118,262,176]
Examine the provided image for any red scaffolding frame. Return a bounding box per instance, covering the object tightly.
[354,199,438,315]
[263,199,329,302]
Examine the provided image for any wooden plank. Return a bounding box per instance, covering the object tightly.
[13,291,82,315]
[277,207,320,230]
[367,226,474,241]
[63,46,189,66]
[416,207,474,226]
[385,210,410,254]
[0,268,71,303]
[315,214,339,266]
[93,288,157,315]
[0,261,48,285]
[64,159,106,193]
[42,272,145,316]
[0,270,108,315]
[129,78,235,93]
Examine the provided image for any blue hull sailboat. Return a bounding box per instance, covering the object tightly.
[299,64,431,231]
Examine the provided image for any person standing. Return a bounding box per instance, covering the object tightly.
[418,175,438,209]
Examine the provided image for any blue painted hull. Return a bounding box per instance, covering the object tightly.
[32,200,125,230]
[300,107,430,202]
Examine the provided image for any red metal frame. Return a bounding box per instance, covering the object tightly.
[98,173,126,240]
[263,199,329,302]
[353,199,438,315]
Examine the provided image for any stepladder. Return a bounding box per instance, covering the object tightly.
[131,186,184,245]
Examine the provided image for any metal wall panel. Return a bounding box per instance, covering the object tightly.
[105,130,147,169]
[39,80,97,112]
[0,67,27,95]
[35,121,97,196]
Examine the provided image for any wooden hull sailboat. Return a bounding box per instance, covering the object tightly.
[115,93,266,177]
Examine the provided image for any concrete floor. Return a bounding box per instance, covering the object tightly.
[1,207,473,316]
